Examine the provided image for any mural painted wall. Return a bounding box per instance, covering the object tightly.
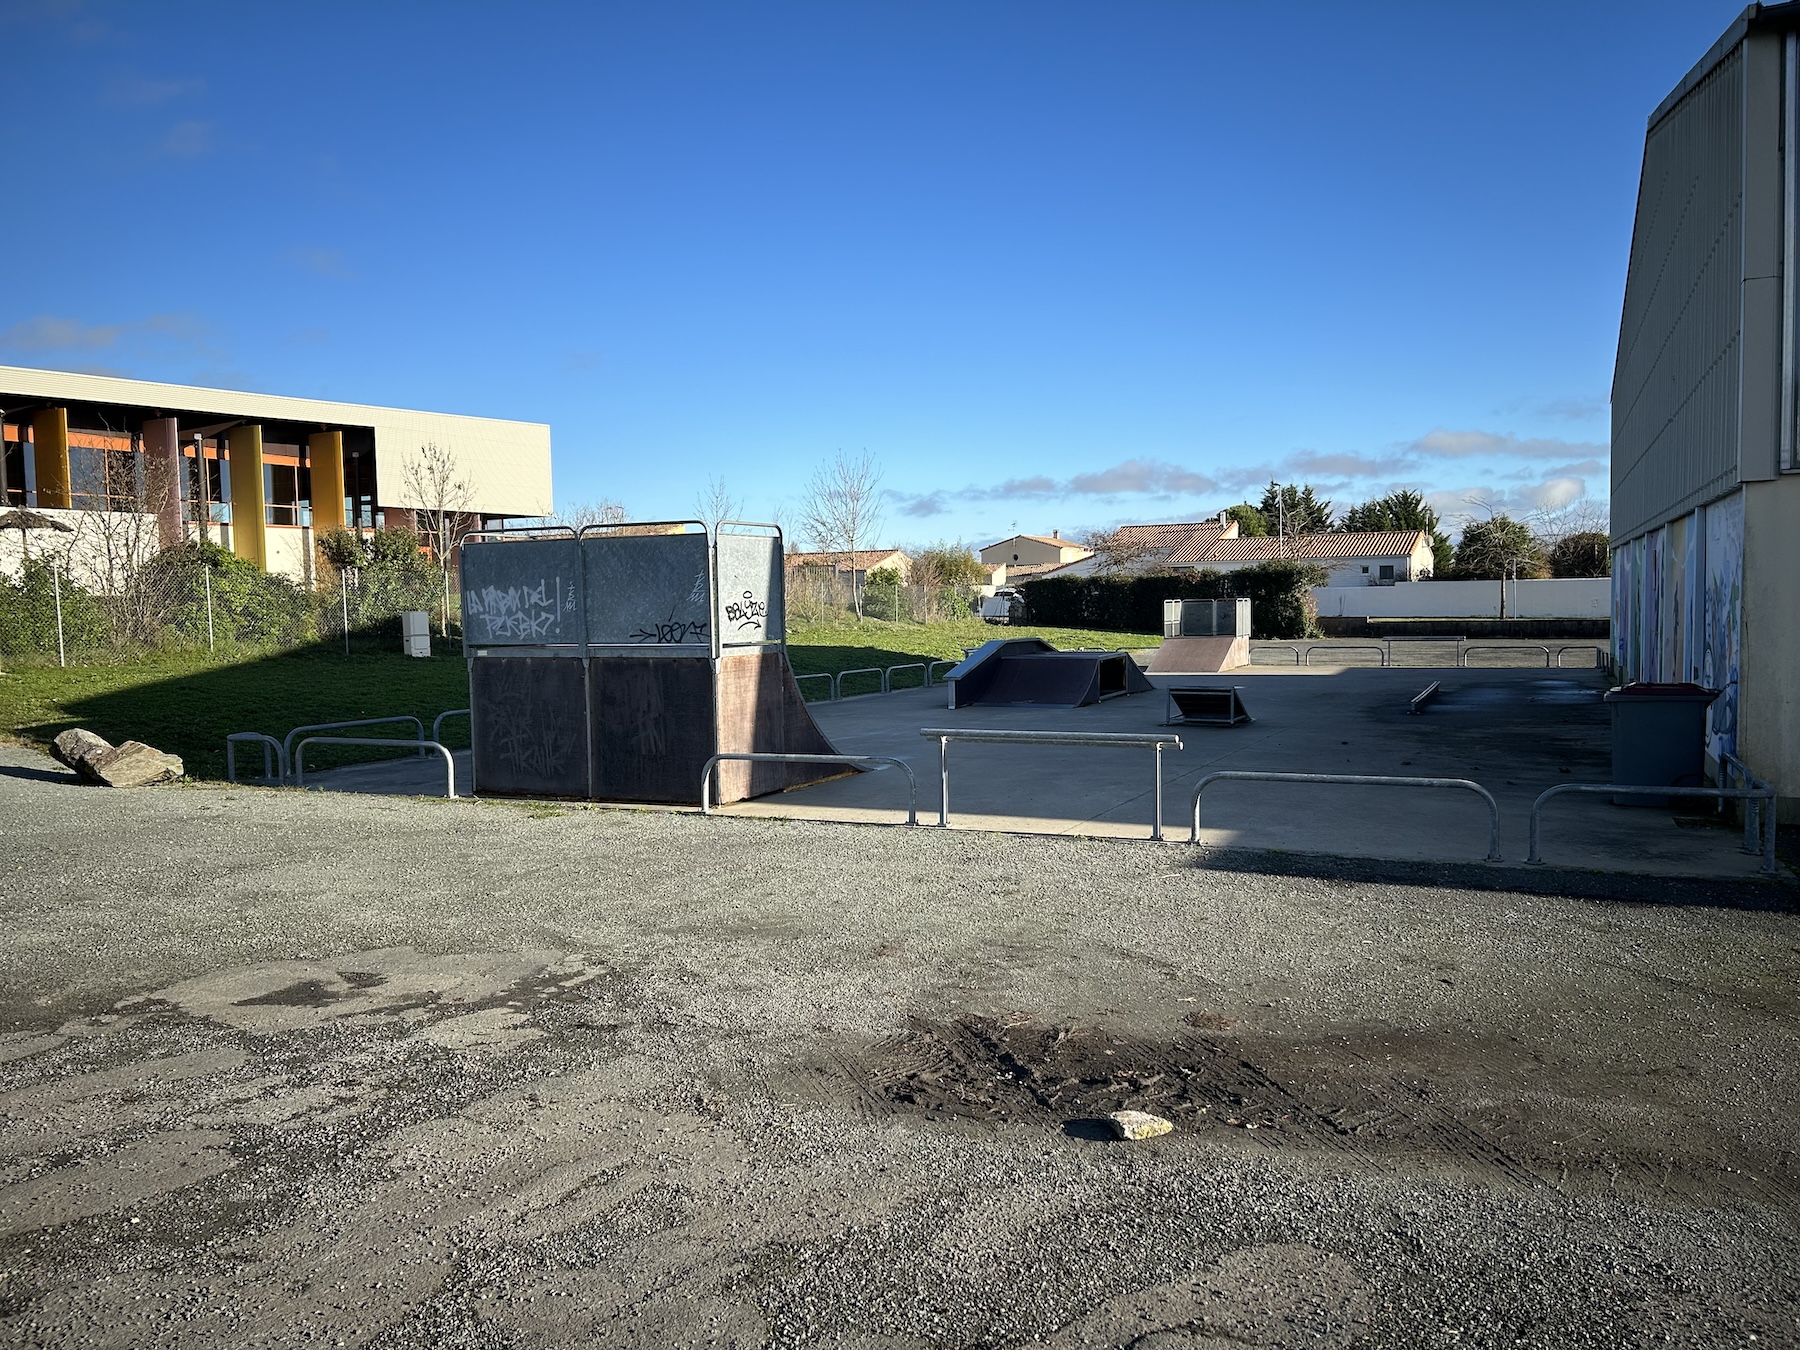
[1701,491,1743,763]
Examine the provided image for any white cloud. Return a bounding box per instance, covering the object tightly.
[157,119,216,158]
[1407,428,1608,462]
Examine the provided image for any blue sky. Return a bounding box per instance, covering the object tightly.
[0,1,1752,547]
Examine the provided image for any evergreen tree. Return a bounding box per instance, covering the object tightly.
[1452,515,1547,580]
[1257,481,1333,537]
[1339,488,1453,576]
[1222,503,1269,536]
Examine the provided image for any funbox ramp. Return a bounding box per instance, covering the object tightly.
[459,524,843,805]
[1145,635,1250,674]
[943,637,1154,709]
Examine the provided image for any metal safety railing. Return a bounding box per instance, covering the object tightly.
[794,672,834,701]
[284,716,425,769]
[927,659,960,685]
[921,728,1183,840]
[433,708,470,744]
[1459,645,1551,668]
[1528,782,1778,874]
[226,732,288,785]
[1189,771,1503,862]
[1252,646,1301,664]
[1304,644,1388,667]
[700,753,918,825]
[294,737,458,798]
[885,662,928,691]
[1554,646,1605,668]
[834,666,886,698]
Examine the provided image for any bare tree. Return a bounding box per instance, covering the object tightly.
[1528,496,1610,549]
[400,442,478,637]
[1080,526,1165,575]
[693,476,742,536]
[799,449,884,618]
[555,498,628,533]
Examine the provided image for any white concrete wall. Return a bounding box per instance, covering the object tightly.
[0,508,160,591]
[1314,578,1611,619]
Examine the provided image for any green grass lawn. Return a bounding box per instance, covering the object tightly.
[0,619,1159,780]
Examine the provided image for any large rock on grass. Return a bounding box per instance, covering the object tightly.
[51,729,112,774]
[49,728,183,786]
[88,741,184,788]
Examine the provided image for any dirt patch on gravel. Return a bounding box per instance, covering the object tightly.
[842,1014,1799,1208]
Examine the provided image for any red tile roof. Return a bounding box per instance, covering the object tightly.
[1182,531,1429,565]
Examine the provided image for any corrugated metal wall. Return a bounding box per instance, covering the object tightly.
[1611,47,1745,544]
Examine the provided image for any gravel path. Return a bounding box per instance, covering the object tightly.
[0,745,1795,1348]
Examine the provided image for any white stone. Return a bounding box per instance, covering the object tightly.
[1109,1110,1174,1141]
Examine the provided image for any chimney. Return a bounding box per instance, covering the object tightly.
[1052,529,1059,539]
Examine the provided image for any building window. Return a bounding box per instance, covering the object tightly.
[1379,564,1394,581]
[265,461,312,526]
[1,433,24,507]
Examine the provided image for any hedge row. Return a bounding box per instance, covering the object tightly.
[1019,561,1330,640]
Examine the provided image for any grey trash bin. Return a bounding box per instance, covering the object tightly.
[1602,681,1721,806]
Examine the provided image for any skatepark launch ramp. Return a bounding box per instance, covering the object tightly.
[943,638,1155,709]
[459,522,841,804]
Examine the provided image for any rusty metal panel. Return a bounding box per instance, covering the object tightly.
[1612,45,1745,544]
[712,650,842,803]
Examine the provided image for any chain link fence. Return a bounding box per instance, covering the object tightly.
[0,539,461,665]
[785,565,982,625]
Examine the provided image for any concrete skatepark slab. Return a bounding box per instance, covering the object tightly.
[294,646,1777,882]
[723,665,1776,878]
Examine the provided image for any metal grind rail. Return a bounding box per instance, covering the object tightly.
[920,728,1183,840]
[284,716,426,769]
[294,737,458,799]
[700,753,918,826]
[1409,681,1441,715]
[1190,771,1504,862]
[226,732,288,785]
[1528,782,1778,874]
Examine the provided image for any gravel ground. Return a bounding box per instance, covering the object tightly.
[0,744,1796,1349]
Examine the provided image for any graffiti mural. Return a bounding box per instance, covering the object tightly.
[1701,493,1743,763]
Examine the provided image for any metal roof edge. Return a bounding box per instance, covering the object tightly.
[1646,3,1800,131]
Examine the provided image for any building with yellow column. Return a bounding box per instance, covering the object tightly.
[0,365,553,584]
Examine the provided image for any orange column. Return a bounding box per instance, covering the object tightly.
[30,408,70,509]
[308,431,346,533]
[227,424,266,568]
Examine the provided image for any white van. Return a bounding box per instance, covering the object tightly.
[977,588,1027,624]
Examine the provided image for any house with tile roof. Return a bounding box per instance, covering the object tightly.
[1194,531,1435,585]
[978,531,1093,583]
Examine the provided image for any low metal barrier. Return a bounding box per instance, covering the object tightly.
[885,662,928,691]
[1459,645,1551,668]
[1554,646,1604,668]
[1190,771,1503,861]
[284,716,425,769]
[920,728,1183,840]
[1252,646,1302,665]
[834,666,886,698]
[1721,752,1774,858]
[1305,645,1388,666]
[794,672,834,701]
[294,736,458,798]
[700,753,918,825]
[226,732,288,785]
[433,708,470,744]
[1527,781,1778,874]
[927,659,959,685]
[1409,681,1441,715]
